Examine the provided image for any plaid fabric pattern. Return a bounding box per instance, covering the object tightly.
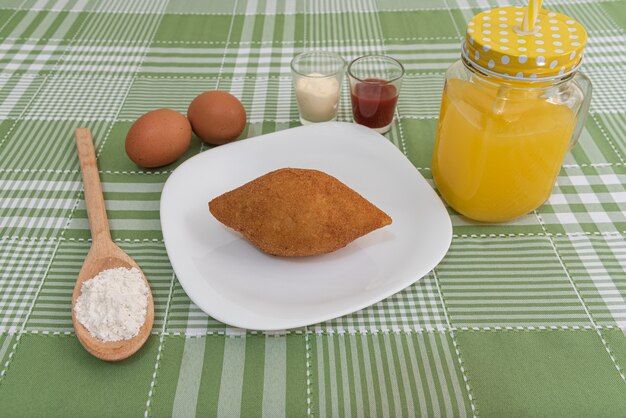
[0,238,57,333]
[554,234,626,327]
[315,273,449,333]
[1,0,626,417]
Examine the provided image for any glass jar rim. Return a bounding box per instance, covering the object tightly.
[461,52,580,85]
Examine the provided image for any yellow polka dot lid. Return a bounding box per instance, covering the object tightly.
[463,2,587,80]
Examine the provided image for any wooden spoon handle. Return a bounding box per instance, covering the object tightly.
[75,128,111,243]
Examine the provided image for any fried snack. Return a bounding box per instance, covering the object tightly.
[209,168,392,257]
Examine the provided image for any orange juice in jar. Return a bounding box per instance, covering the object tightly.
[432,3,591,222]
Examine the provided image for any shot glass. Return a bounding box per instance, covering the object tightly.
[348,55,404,134]
[290,51,345,125]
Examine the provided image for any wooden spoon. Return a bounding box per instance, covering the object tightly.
[71,128,154,362]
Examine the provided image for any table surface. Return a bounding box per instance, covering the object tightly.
[1,0,626,417]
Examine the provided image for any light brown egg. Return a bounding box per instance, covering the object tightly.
[125,109,192,168]
[187,91,247,145]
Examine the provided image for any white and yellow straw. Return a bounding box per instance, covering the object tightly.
[522,0,543,33]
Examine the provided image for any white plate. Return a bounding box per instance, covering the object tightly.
[160,122,452,330]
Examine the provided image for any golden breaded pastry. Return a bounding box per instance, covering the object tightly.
[209,168,392,256]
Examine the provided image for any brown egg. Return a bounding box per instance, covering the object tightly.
[187,91,247,145]
[125,109,192,168]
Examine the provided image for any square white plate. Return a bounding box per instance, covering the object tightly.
[160,122,452,330]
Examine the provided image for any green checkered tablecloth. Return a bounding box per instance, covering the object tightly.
[1,0,626,416]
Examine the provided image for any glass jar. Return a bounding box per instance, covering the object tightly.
[432,6,592,222]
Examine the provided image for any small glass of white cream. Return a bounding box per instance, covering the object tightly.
[290,51,345,125]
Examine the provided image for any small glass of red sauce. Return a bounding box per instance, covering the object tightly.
[348,55,404,134]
